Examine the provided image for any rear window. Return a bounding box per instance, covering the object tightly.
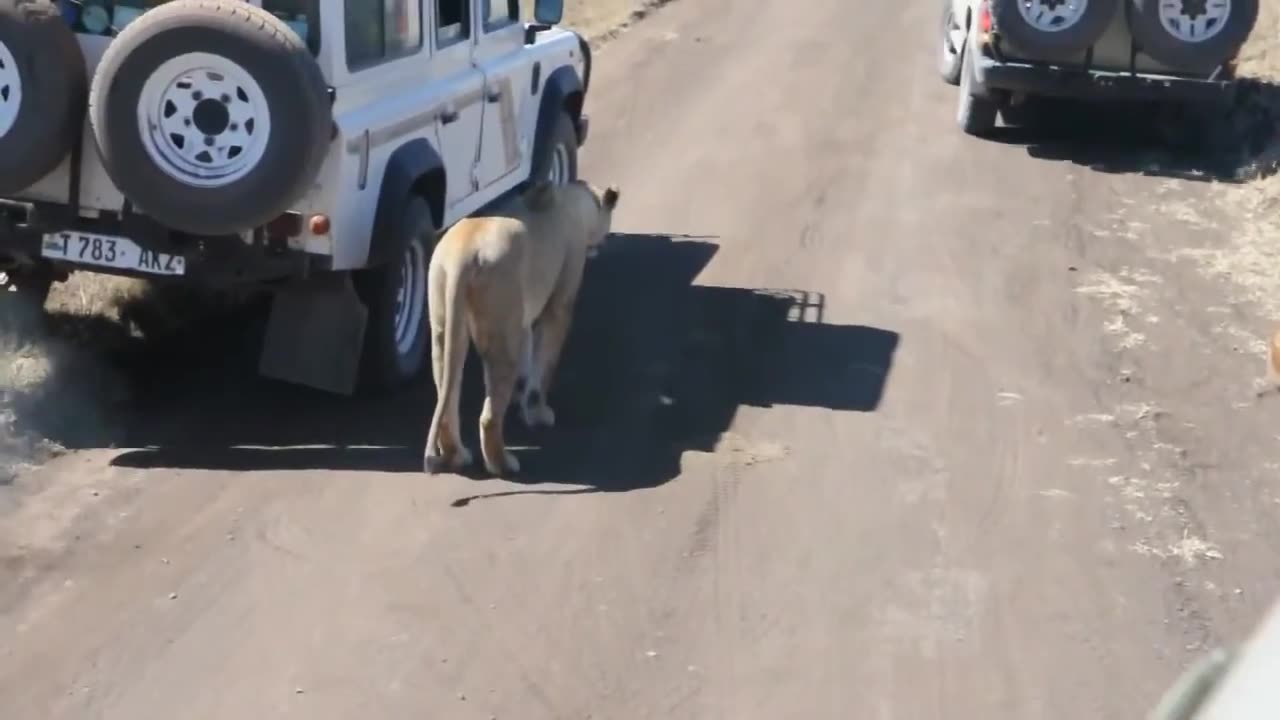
[61,0,320,55]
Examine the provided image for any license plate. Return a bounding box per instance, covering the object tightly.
[41,231,186,276]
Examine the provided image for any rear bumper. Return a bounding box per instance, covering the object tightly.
[975,54,1236,105]
[0,200,325,286]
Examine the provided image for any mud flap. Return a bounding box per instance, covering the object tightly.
[258,274,368,396]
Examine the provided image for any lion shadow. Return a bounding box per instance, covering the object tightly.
[446,234,900,505]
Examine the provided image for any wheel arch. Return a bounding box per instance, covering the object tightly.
[366,137,444,267]
[530,64,584,183]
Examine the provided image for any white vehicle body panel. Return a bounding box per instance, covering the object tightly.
[7,0,584,271]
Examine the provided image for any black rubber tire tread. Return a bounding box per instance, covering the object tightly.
[0,0,87,194]
[530,110,579,184]
[990,0,1118,58]
[939,0,964,85]
[957,36,998,136]
[1127,0,1258,76]
[88,0,330,236]
[353,196,434,390]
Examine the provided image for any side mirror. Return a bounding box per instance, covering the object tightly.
[533,0,563,25]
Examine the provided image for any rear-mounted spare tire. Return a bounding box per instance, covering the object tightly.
[990,0,1118,59]
[89,0,330,237]
[1127,0,1258,76]
[0,0,87,194]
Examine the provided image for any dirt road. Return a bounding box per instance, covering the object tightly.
[4,0,1280,718]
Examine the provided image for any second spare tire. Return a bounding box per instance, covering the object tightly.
[991,0,1118,59]
[0,0,87,194]
[89,0,330,237]
[1127,0,1258,76]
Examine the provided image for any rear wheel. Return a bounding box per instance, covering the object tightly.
[938,0,964,85]
[0,0,87,193]
[353,196,434,389]
[533,110,578,186]
[957,35,998,136]
[1127,0,1258,76]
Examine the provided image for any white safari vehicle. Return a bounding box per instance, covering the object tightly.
[939,0,1255,137]
[0,0,592,394]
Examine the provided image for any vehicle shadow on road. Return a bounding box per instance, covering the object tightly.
[67,232,899,499]
[985,81,1280,183]
[93,232,724,474]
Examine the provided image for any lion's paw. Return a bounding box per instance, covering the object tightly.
[520,388,557,429]
[484,450,521,477]
[521,402,556,429]
[424,445,473,474]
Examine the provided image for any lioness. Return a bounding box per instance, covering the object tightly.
[1267,328,1280,390]
[423,178,621,476]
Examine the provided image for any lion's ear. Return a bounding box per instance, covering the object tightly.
[602,185,621,210]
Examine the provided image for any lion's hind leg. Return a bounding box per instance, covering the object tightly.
[518,323,556,428]
[424,259,474,474]
[522,278,581,430]
[474,316,523,477]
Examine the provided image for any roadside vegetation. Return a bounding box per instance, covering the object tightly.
[1188,5,1280,326]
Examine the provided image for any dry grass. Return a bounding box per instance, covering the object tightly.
[0,275,149,483]
[1187,6,1280,326]
[561,0,638,38]
[1233,1,1280,173]
[1235,2,1280,81]
[537,0,675,46]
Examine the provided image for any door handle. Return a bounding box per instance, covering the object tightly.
[440,109,460,124]
[485,88,502,103]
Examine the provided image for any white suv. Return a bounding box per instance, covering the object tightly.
[939,0,1254,137]
[0,0,592,394]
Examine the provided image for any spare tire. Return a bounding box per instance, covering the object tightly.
[991,0,1118,58]
[1127,0,1258,76]
[89,0,330,236]
[0,0,87,194]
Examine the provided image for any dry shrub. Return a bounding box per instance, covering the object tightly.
[1229,2,1280,176]
[1186,6,1280,326]
[0,272,236,481]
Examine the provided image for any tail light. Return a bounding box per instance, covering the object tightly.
[978,0,993,33]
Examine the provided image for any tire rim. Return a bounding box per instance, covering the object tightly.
[1017,0,1089,32]
[393,239,426,357]
[137,52,272,188]
[0,40,21,139]
[547,143,570,186]
[1158,0,1230,43]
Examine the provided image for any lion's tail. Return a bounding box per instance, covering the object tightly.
[425,253,470,457]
